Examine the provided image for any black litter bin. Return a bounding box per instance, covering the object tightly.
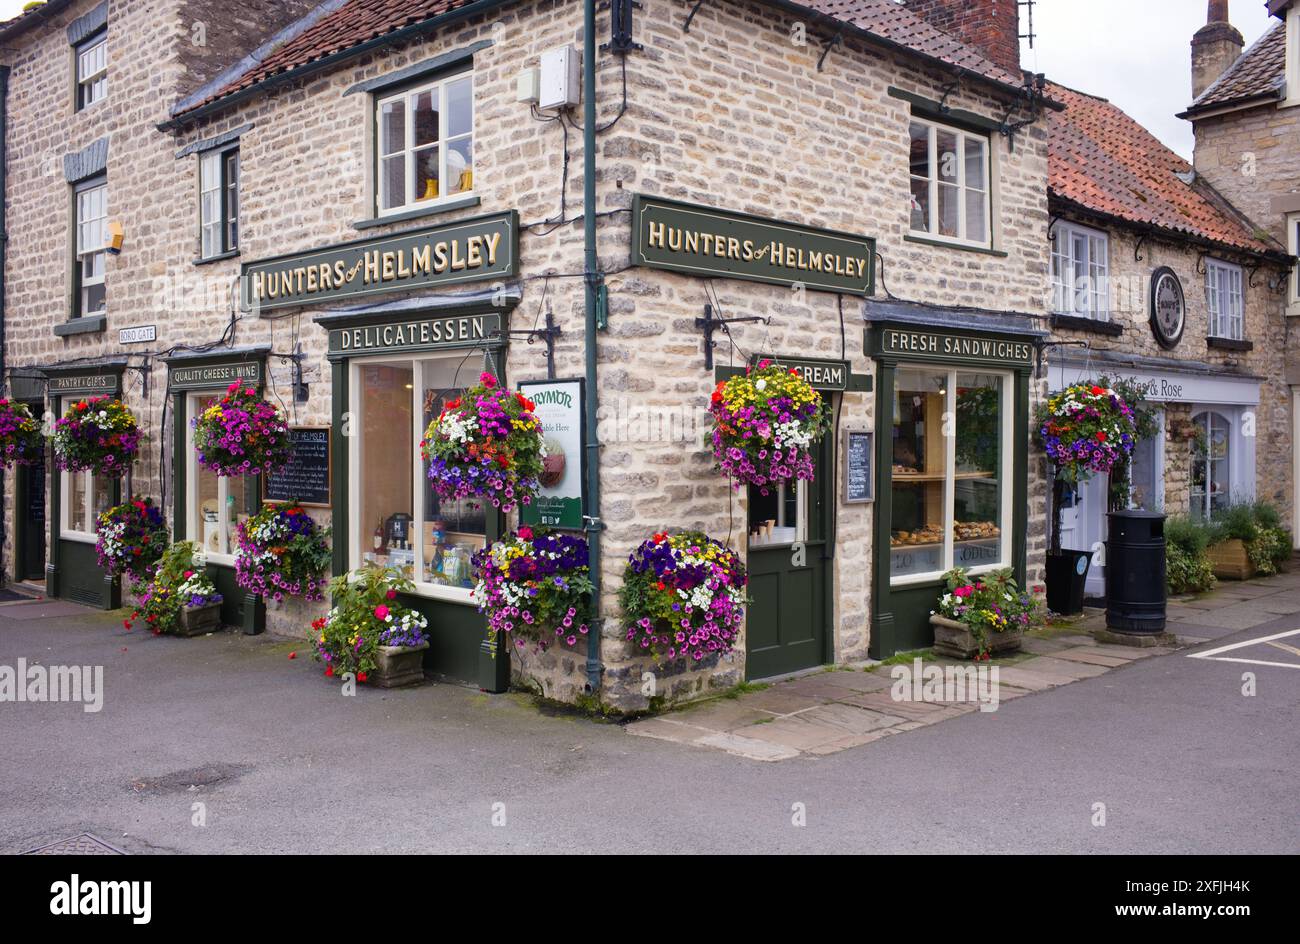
[1105,509,1167,634]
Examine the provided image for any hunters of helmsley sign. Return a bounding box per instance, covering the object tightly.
[241,211,518,313]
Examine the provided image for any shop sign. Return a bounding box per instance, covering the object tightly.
[632,195,874,295]
[118,325,156,344]
[46,373,120,396]
[326,311,503,356]
[241,211,518,314]
[1149,267,1186,350]
[876,326,1034,367]
[842,429,874,503]
[518,379,584,531]
[168,361,263,391]
[753,354,849,391]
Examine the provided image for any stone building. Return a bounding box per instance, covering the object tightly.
[2,0,1058,710]
[1043,80,1292,598]
[1180,0,1300,540]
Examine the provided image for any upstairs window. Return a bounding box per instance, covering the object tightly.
[376,71,474,215]
[75,177,107,318]
[908,117,990,247]
[199,146,239,258]
[1289,214,1300,304]
[75,33,107,110]
[1050,222,1109,319]
[1205,259,1244,340]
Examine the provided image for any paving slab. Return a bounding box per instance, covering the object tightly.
[989,666,1067,691]
[812,669,896,693]
[794,702,908,735]
[736,687,832,715]
[835,689,972,720]
[1254,598,1300,615]
[1051,647,1131,668]
[731,716,846,751]
[1021,636,1071,655]
[624,717,713,746]
[805,729,897,755]
[675,700,778,732]
[693,731,800,762]
[1017,656,1109,679]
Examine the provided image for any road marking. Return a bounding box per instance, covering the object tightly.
[1264,640,1300,657]
[1188,628,1300,669]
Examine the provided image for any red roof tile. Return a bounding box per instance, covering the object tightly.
[172,0,1027,121]
[1183,20,1286,115]
[1047,81,1279,255]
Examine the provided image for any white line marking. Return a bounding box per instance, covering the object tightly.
[1264,640,1300,657]
[1187,656,1300,670]
[1188,627,1300,669]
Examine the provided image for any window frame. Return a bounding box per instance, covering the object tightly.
[1288,213,1300,305]
[58,397,106,543]
[907,116,992,249]
[198,144,240,259]
[1205,258,1245,340]
[1189,409,1234,520]
[347,351,485,603]
[74,31,107,111]
[1050,221,1110,320]
[73,175,108,319]
[889,367,1014,587]
[373,69,475,217]
[184,392,245,565]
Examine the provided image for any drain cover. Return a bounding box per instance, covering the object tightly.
[21,833,126,855]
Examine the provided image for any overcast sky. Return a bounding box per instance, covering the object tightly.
[0,0,1283,158]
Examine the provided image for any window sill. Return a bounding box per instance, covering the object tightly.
[60,531,97,545]
[54,314,106,337]
[1049,313,1123,337]
[903,233,1006,257]
[352,194,481,231]
[193,249,240,266]
[1207,336,1252,351]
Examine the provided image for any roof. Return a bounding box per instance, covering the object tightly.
[1182,20,1286,116]
[1046,81,1281,257]
[169,0,1031,124]
[0,0,77,43]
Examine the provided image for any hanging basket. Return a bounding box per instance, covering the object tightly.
[0,398,46,468]
[95,496,170,587]
[192,382,290,477]
[708,360,829,494]
[52,396,140,476]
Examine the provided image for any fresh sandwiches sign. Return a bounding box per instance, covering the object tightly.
[241,211,518,314]
[632,195,874,295]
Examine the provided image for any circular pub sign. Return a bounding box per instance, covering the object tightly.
[1149,266,1186,350]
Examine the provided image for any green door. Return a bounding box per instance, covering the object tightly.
[745,436,830,679]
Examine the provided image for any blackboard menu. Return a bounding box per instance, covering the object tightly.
[263,427,331,507]
[843,430,874,503]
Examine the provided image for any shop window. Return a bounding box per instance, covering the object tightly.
[890,368,1009,583]
[748,482,805,546]
[1190,410,1231,520]
[199,146,239,258]
[350,356,486,596]
[1050,222,1109,319]
[74,176,107,318]
[75,32,107,111]
[1205,260,1244,340]
[186,393,251,560]
[61,469,111,541]
[908,118,990,247]
[375,71,474,215]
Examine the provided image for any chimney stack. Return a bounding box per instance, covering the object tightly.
[1191,0,1244,99]
[906,0,1021,76]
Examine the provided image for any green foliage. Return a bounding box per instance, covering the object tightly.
[1166,541,1216,594]
[312,564,428,680]
[1213,503,1258,542]
[1165,514,1215,557]
[1208,500,1292,577]
[126,542,222,634]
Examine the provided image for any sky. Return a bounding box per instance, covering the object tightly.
[0,0,1283,157]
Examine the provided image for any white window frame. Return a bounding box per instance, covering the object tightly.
[890,368,1014,587]
[907,116,992,248]
[185,392,241,565]
[60,469,100,543]
[1288,213,1300,306]
[1189,409,1234,520]
[1050,221,1110,319]
[375,70,474,216]
[199,145,239,259]
[75,33,107,110]
[1205,259,1244,340]
[347,352,483,603]
[75,178,107,318]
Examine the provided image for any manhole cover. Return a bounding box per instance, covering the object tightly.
[21,833,126,855]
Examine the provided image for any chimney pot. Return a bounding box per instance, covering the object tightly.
[1191,1,1244,98]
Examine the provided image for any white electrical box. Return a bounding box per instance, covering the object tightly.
[538,45,580,110]
[515,67,540,105]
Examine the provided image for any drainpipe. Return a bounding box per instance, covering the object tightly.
[0,65,9,588]
[582,0,604,693]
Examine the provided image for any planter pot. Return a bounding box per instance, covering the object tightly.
[1045,549,1093,615]
[930,614,1023,659]
[1207,538,1255,581]
[372,642,429,688]
[175,601,223,637]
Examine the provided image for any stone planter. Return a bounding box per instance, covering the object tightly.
[930,614,1023,660]
[1207,538,1254,581]
[175,601,223,637]
[372,642,429,688]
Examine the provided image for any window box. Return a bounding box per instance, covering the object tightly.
[930,613,1023,659]
[54,314,106,336]
[1207,336,1252,352]
[908,117,991,248]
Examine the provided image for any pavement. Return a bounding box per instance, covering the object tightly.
[0,573,1296,854]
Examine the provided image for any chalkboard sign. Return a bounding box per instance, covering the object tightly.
[842,430,874,504]
[263,427,331,507]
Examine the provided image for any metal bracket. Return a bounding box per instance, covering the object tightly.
[502,308,563,380]
[601,0,643,54]
[938,76,962,113]
[1134,232,1149,263]
[1246,262,1261,288]
[1046,213,1060,242]
[1195,252,1208,276]
[694,303,765,371]
[1033,338,1088,378]
[817,29,843,72]
[683,0,707,32]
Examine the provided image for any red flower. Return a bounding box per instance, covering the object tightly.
[386,589,397,600]
[656,581,666,591]
[652,532,667,544]
[325,666,334,678]
[479,372,497,388]
[1090,385,1104,396]
[357,672,368,683]
[1095,431,1107,442]
[517,526,534,541]
[446,398,461,410]
[288,651,297,659]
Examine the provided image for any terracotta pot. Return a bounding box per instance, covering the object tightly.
[930,614,1023,660]
[372,642,429,688]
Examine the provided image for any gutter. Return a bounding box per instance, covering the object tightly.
[1177,88,1284,121]
[158,0,514,132]
[581,0,603,694]
[0,65,8,586]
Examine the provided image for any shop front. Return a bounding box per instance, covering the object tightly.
[866,303,1040,658]
[8,372,48,585]
[165,347,272,634]
[42,362,127,610]
[1050,351,1261,595]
